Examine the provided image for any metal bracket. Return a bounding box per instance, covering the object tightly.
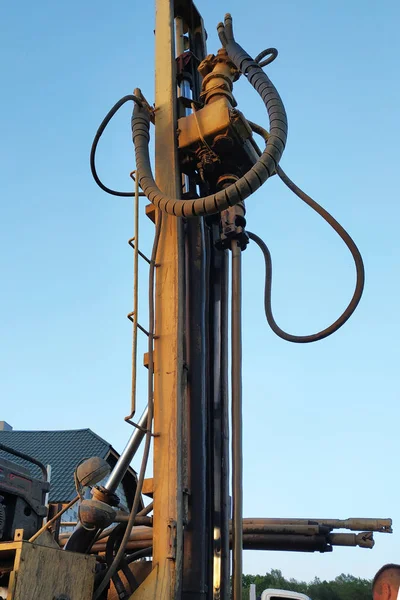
[167,519,177,560]
[215,203,249,251]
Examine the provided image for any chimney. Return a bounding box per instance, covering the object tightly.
[0,421,13,431]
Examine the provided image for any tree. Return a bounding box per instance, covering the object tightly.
[241,570,371,600]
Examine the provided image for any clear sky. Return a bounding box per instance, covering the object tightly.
[1,0,399,585]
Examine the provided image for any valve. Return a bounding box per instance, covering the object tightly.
[214,175,249,251]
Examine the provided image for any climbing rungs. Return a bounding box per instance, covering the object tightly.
[127,312,150,337]
[128,238,152,264]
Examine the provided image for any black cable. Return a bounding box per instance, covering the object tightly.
[248,228,364,342]
[125,547,153,564]
[104,524,128,598]
[247,121,364,343]
[120,559,139,594]
[105,524,126,567]
[111,572,127,599]
[90,94,143,197]
[103,524,140,595]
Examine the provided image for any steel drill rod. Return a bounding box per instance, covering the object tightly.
[314,518,391,532]
[60,515,152,528]
[105,405,148,493]
[113,514,152,526]
[92,539,153,553]
[220,245,230,599]
[137,501,153,517]
[233,524,331,536]
[90,536,330,554]
[329,532,374,548]
[241,534,331,552]
[60,519,387,547]
[242,517,392,533]
[231,240,243,600]
[89,533,363,554]
[61,527,376,554]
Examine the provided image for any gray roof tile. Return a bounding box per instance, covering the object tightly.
[0,429,111,502]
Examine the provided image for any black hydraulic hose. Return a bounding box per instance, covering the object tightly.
[131,13,287,217]
[90,94,144,197]
[248,225,363,343]
[64,522,100,553]
[121,559,139,593]
[125,546,152,564]
[105,524,126,567]
[106,525,129,598]
[111,572,127,598]
[249,228,358,342]
[247,120,364,343]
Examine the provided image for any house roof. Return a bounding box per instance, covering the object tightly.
[0,429,112,503]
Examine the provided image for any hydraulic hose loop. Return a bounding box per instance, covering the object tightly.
[254,48,278,68]
[131,14,287,218]
[246,121,365,343]
[90,93,154,198]
[248,231,364,343]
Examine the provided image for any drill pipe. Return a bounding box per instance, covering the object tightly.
[242,518,392,533]
[59,517,389,550]
[329,532,374,549]
[82,528,374,554]
[89,533,332,554]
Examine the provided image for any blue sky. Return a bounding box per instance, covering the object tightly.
[1,0,399,584]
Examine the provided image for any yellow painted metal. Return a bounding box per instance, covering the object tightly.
[129,0,184,597]
[177,98,231,150]
[129,564,160,600]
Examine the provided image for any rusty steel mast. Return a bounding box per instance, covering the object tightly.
[0,1,393,600]
[80,0,386,598]
[150,2,232,597]
[118,1,369,598]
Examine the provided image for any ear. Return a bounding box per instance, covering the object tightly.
[382,582,392,600]
[375,583,391,600]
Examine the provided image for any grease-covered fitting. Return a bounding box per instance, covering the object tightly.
[198,48,240,106]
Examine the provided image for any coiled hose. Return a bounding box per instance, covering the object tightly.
[248,122,365,343]
[131,13,287,217]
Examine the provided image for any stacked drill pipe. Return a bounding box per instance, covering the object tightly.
[58,517,391,555]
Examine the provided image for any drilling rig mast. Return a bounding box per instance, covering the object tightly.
[0,1,392,599]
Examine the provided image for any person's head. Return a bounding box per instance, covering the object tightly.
[373,565,400,600]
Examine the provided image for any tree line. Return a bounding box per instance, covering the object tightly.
[242,569,371,600]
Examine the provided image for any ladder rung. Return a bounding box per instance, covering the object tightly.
[127,312,150,337]
[128,238,152,264]
[129,170,146,196]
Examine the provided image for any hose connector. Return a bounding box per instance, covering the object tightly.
[131,14,287,218]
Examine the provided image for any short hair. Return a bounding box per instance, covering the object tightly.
[373,564,400,591]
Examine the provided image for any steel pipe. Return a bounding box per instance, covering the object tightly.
[231,240,243,600]
[105,406,149,493]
